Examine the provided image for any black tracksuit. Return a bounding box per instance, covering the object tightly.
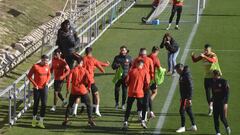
[178,66,195,127]
[112,54,132,106]
[56,27,80,69]
[211,78,229,133]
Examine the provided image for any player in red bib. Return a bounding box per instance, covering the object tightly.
[62,56,96,127]
[122,59,150,130]
[82,47,110,117]
[148,46,161,118]
[27,55,51,128]
[50,49,70,112]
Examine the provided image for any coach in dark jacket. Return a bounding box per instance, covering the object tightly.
[112,45,132,110]
[175,63,197,133]
[56,20,80,69]
[160,33,180,75]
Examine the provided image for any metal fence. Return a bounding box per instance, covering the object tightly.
[0,0,136,126]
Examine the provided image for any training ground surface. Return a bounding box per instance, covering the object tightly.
[0,0,240,134]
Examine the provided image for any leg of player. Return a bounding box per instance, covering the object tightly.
[172,48,180,75]
[73,98,80,116]
[121,79,127,110]
[123,97,135,130]
[114,80,121,110]
[167,52,173,75]
[176,99,186,133]
[62,94,76,126]
[91,84,101,117]
[38,86,48,128]
[32,88,40,127]
[185,100,197,131]
[213,104,221,135]
[220,104,231,135]
[82,94,96,127]
[175,6,182,30]
[167,5,177,30]
[149,83,157,118]
[204,78,213,116]
[141,91,150,128]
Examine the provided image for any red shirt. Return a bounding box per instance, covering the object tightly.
[125,68,150,98]
[173,0,184,6]
[27,63,51,89]
[83,55,109,83]
[51,57,70,80]
[148,53,161,78]
[132,55,154,80]
[67,65,91,95]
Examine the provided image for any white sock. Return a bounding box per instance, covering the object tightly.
[145,112,148,121]
[210,105,213,110]
[138,111,142,117]
[40,117,44,122]
[176,25,179,27]
[168,23,171,27]
[95,105,99,112]
[33,115,37,120]
[73,103,78,115]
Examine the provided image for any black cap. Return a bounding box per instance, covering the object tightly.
[120,45,127,50]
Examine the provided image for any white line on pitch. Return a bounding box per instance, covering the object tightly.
[153,8,205,135]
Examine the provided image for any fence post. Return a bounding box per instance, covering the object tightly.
[13,83,16,124]
[23,76,27,110]
[41,30,47,56]
[9,87,12,126]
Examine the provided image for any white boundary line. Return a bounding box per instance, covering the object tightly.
[153,6,205,135]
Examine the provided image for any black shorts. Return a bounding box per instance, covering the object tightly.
[54,80,64,92]
[150,83,157,91]
[91,83,99,93]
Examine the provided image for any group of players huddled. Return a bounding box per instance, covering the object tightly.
[27,11,231,135]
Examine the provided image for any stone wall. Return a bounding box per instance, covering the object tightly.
[0,0,106,77]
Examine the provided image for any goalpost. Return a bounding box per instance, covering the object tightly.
[146,0,206,24]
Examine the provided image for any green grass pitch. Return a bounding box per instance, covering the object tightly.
[1,0,240,134]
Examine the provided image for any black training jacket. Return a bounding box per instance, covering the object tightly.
[112,54,132,78]
[211,78,229,104]
[179,66,193,100]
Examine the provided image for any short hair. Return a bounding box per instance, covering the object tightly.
[61,19,70,28]
[76,56,83,64]
[120,45,127,50]
[152,46,160,52]
[204,44,211,49]
[85,47,93,54]
[53,48,61,54]
[213,70,221,76]
[139,48,147,55]
[41,55,49,59]
[175,63,184,69]
[137,59,144,65]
